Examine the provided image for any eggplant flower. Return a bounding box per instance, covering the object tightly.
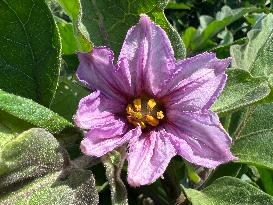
[74,14,236,186]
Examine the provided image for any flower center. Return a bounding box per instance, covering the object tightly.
[126,97,165,129]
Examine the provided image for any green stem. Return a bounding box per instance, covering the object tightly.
[161,160,187,204]
[185,162,201,184]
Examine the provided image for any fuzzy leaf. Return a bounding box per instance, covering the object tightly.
[57,0,92,52]
[184,177,273,205]
[102,147,128,205]
[79,0,185,59]
[231,102,273,170]
[0,128,66,188]
[0,170,99,205]
[0,0,61,106]
[231,14,273,77]
[212,69,270,114]
[201,163,242,187]
[0,128,99,204]
[56,18,79,55]
[0,90,72,133]
[238,103,273,137]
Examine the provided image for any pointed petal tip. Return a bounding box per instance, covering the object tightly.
[80,139,95,156]
[139,14,153,32]
[80,137,106,157]
[229,153,238,161]
[139,14,151,24]
[222,152,239,165]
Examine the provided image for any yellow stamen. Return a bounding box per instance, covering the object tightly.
[147,99,156,110]
[139,121,146,129]
[133,98,142,111]
[126,104,133,113]
[157,111,164,119]
[146,115,159,127]
[127,97,164,129]
[133,112,142,119]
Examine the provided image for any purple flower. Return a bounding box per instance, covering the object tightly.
[74,15,236,186]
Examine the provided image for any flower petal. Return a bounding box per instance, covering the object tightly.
[161,53,231,111]
[166,110,236,168]
[77,47,131,100]
[81,126,142,157]
[118,14,175,96]
[127,129,176,186]
[74,91,126,129]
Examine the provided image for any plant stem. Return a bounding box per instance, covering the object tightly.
[161,160,187,204]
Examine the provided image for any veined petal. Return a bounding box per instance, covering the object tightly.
[166,110,236,168]
[161,53,231,111]
[74,91,126,130]
[127,129,176,186]
[77,47,131,100]
[81,126,142,157]
[118,14,175,96]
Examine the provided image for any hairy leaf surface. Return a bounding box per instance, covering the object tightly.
[231,14,273,77]
[0,0,61,106]
[185,177,273,205]
[231,103,273,169]
[0,90,72,133]
[212,69,270,114]
[0,128,99,205]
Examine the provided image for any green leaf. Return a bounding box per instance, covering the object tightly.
[184,177,273,205]
[231,14,273,77]
[231,102,273,170]
[0,0,61,106]
[199,15,214,31]
[56,0,185,58]
[182,27,197,51]
[238,102,273,137]
[0,128,66,186]
[217,30,234,45]
[0,122,14,148]
[57,0,92,52]
[192,6,258,52]
[258,168,273,196]
[0,169,99,205]
[79,0,185,59]
[56,18,78,55]
[0,90,72,133]
[0,128,99,204]
[201,163,242,188]
[212,69,271,114]
[50,78,89,121]
[165,2,192,10]
[209,37,247,59]
[102,147,128,205]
